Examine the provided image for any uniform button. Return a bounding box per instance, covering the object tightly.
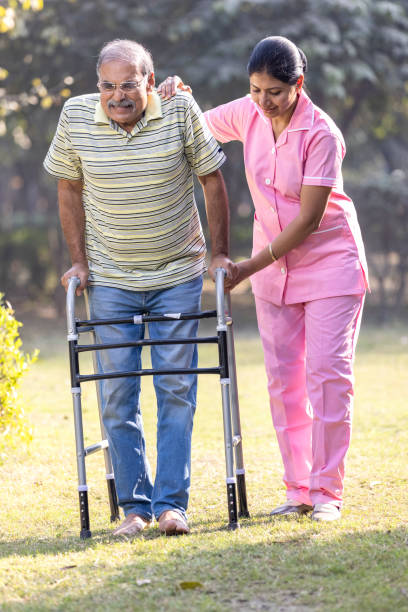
[265,178,271,185]
[280,267,286,275]
[269,206,275,212]
[271,147,276,154]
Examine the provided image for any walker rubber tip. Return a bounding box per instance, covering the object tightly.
[239,510,250,518]
[80,529,92,539]
[227,522,240,531]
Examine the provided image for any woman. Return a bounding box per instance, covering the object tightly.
[159,36,368,522]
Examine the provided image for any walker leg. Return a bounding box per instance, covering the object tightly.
[220,378,240,530]
[226,482,239,531]
[93,371,120,523]
[226,294,250,518]
[67,278,91,539]
[71,382,91,539]
[84,290,120,523]
[106,474,120,522]
[78,487,91,539]
[216,269,240,529]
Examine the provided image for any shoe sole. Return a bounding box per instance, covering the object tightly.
[270,505,313,516]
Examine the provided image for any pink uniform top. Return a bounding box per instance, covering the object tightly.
[204,90,369,305]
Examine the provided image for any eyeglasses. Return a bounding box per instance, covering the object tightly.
[97,77,146,93]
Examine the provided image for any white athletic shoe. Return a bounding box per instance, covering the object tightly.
[311,502,341,522]
[270,499,313,516]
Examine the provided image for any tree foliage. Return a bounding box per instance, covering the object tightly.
[0,293,38,459]
[0,0,408,315]
[0,0,43,34]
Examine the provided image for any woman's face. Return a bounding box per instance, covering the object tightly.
[249,71,303,120]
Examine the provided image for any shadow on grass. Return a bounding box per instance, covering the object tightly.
[0,506,399,556]
[2,525,408,611]
[0,531,106,558]
[0,510,318,560]
[0,522,243,559]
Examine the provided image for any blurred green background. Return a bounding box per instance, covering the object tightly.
[1,0,408,322]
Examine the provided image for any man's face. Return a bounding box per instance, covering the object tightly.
[98,60,155,131]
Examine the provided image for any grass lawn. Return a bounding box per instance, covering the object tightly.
[1,304,408,611]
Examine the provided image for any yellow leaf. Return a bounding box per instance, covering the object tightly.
[37,84,47,97]
[0,68,8,81]
[179,582,203,590]
[0,7,6,17]
[40,96,53,109]
[31,78,41,87]
[59,88,71,98]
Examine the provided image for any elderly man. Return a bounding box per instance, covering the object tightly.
[44,39,231,536]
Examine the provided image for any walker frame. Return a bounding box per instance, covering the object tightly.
[65,268,249,538]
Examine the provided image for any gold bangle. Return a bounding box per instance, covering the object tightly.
[268,243,277,262]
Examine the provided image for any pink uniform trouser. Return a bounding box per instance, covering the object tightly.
[254,293,365,507]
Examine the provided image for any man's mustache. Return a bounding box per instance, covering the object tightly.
[108,99,136,110]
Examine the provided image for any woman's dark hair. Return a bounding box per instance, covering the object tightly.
[247,36,307,84]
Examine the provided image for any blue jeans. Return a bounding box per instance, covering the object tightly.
[87,276,203,521]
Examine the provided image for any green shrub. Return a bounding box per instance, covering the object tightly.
[0,294,38,460]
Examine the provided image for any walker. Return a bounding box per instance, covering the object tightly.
[66,268,249,538]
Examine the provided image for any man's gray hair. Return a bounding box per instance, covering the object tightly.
[97,39,154,77]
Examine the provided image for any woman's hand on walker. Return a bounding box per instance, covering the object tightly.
[223,260,252,291]
[157,76,192,99]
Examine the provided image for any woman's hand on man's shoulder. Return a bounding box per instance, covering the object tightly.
[157,76,192,100]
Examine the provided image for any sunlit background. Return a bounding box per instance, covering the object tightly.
[1,0,407,322]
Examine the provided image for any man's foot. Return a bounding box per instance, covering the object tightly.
[158,510,190,536]
[270,499,313,516]
[311,503,341,522]
[112,513,152,537]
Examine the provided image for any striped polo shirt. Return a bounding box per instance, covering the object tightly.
[43,91,226,290]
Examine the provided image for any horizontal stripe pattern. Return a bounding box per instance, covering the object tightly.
[44,91,225,290]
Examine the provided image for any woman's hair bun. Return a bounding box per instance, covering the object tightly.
[247,36,308,84]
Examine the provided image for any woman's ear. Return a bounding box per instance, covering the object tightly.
[296,74,304,92]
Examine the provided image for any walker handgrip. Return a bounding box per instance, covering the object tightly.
[68,275,81,290]
[215,268,227,329]
[66,276,81,340]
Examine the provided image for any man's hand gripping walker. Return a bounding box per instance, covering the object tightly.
[66,268,249,538]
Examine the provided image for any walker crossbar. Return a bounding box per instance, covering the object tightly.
[76,367,221,383]
[76,310,217,327]
[66,269,249,538]
[76,336,218,352]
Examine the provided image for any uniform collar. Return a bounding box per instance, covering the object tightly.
[273,89,315,148]
[94,90,163,126]
[287,89,315,132]
[248,88,315,146]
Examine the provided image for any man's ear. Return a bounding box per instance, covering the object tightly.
[147,72,155,92]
